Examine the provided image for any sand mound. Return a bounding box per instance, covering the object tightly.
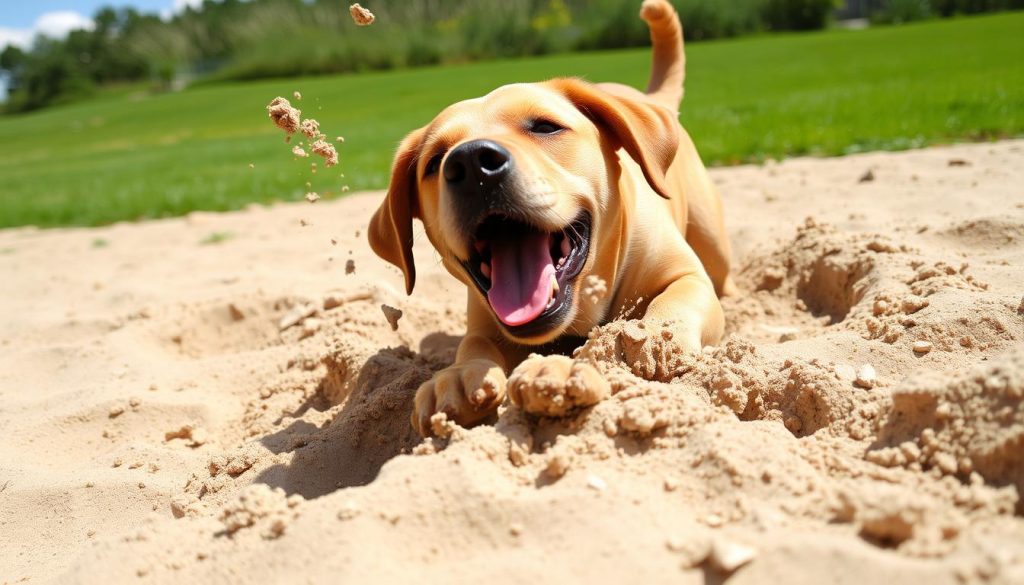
[2,141,1022,584]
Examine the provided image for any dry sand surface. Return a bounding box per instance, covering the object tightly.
[1,141,1022,584]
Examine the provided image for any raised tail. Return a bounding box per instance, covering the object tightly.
[640,0,685,112]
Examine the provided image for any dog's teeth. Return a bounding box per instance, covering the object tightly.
[480,262,491,279]
[560,236,571,258]
[551,275,559,296]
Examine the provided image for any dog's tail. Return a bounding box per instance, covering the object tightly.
[640,0,685,112]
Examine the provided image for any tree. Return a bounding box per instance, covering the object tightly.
[0,45,28,96]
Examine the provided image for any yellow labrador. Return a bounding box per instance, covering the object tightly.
[369,0,733,436]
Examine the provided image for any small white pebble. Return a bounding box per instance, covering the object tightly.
[872,299,888,316]
[337,500,361,520]
[854,364,876,389]
[709,539,757,573]
[912,340,933,354]
[586,474,607,492]
[834,364,856,382]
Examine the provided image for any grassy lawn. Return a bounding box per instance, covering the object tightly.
[0,12,1021,228]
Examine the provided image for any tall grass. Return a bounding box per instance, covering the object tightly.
[147,0,839,83]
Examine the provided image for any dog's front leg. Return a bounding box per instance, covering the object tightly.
[643,272,724,351]
[598,271,724,382]
[411,314,508,436]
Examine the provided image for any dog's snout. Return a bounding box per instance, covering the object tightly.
[444,140,512,189]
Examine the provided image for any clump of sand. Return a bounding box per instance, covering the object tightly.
[310,138,338,167]
[266,97,300,134]
[3,141,1023,584]
[381,304,402,330]
[219,485,302,539]
[349,3,375,26]
[300,119,319,139]
[582,274,608,305]
[266,97,341,171]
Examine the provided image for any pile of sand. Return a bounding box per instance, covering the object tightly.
[1,141,1021,583]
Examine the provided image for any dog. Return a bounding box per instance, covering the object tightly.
[369,0,734,436]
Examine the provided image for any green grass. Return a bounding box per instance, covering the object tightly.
[0,12,1021,228]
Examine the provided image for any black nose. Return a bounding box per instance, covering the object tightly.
[443,139,512,190]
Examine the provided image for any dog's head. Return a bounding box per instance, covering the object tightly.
[369,78,679,344]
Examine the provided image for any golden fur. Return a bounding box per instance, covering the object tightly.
[369,0,733,436]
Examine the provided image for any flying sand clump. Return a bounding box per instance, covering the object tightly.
[266,97,339,167]
[349,4,375,26]
[300,119,320,140]
[310,139,339,167]
[267,97,300,134]
[381,304,402,331]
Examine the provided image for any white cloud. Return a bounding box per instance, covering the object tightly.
[174,0,204,11]
[161,0,205,21]
[0,11,95,51]
[0,27,34,51]
[35,11,95,39]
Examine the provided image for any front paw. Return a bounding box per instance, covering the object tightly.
[507,355,610,417]
[411,359,507,437]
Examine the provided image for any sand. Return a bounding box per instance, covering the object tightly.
[349,3,375,26]
[1,141,1022,583]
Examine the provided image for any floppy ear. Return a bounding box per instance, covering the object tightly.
[549,78,680,199]
[368,127,426,294]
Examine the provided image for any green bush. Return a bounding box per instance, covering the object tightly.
[762,0,838,30]
[871,0,934,24]
[929,0,1024,16]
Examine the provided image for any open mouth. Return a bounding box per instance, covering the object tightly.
[461,211,591,334]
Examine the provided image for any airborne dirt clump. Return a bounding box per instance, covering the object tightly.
[2,141,1023,584]
[349,3,375,26]
[266,97,300,134]
[381,303,402,331]
[310,138,338,167]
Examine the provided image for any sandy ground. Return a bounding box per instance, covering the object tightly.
[1,141,1022,584]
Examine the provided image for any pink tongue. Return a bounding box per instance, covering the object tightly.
[487,231,555,327]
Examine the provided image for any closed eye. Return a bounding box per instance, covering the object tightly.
[423,152,444,177]
[528,118,565,135]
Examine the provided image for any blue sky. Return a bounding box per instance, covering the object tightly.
[0,0,199,49]
[3,1,177,29]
